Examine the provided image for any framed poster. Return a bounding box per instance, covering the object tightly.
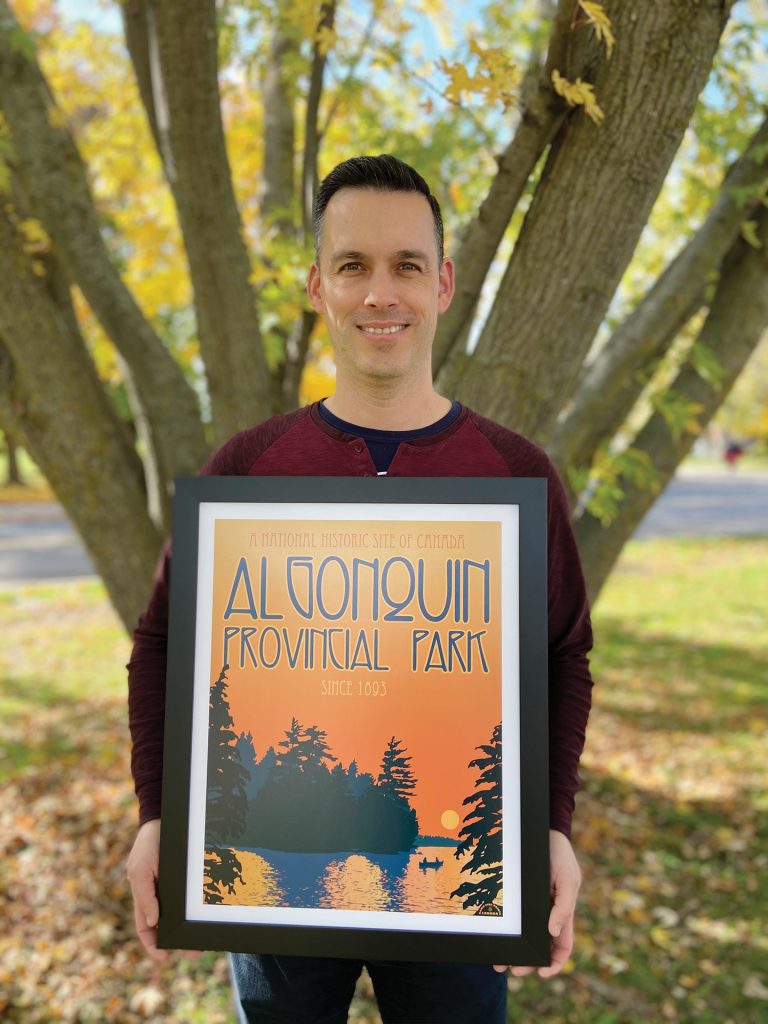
[157,476,550,965]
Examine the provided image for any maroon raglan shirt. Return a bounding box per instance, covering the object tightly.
[127,402,593,838]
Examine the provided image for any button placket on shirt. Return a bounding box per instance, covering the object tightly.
[348,438,374,475]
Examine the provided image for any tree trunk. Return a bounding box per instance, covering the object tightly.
[0,0,208,509]
[575,205,768,604]
[3,430,22,485]
[261,24,297,230]
[301,0,336,239]
[0,210,162,631]
[433,0,590,376]
[278,1,335,410]
[550,112,768,486]
[130,0,275,443]
[448,0,734,443]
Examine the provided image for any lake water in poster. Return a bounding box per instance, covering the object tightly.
[218,846,500,915]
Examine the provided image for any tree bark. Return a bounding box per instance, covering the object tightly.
[433,0,590,376]
[0,0,208,504]
[550,112,768,485]
[0,210,162,631]
[261,23,297,230]
[3,430,22,485]
[278,1,335,410]
[301,0,335,239]
[128,0,274,443]
[449,0,734,443]
[575,205,768,604]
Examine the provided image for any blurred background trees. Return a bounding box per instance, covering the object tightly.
[0,0,766,630]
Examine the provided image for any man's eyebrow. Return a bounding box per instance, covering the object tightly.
[394,249,431,265]
[329,249,433,266]
[330,250,366,264]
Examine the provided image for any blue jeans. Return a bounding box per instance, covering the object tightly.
[230,953,507,1023]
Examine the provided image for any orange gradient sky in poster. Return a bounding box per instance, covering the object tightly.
[209,518,503,838]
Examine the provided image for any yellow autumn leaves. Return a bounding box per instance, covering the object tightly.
[437,1,613,124]
[437,40,520,110]
[551,1,614,125]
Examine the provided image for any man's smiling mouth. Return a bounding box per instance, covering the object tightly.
[357,324,408,335]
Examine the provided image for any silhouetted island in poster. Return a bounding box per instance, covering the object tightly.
[191,507,517,933]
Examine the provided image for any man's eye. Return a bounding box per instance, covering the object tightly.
[399,263,420,272]
[340,262,364,272]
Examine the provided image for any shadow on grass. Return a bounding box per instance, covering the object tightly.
[0,672,125,779]
[1,671,93,709]
[593,620,768,733]
[2,682,765,1024]
[504,766,767,1024]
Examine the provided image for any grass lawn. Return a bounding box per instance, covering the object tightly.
[1,537,766,1022]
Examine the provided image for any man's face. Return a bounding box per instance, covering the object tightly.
[307,188,454,388]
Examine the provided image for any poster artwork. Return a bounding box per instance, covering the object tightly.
[192,507,518,932]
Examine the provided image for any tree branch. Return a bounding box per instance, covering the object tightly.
[301,0,336,240]
[433,0,594,375]
[445,0,735,443]
[0,206,162,631]
[0,0,208,500]
[261,20,298,231]
[576,203,768,604]
[280,1,336,410]
[549,110,768,488]
[319,10,377,140]
[126,0,274,442]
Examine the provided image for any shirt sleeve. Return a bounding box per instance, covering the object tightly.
[127,541,171,825]
[545,463,594,838]
[126,426,265,826]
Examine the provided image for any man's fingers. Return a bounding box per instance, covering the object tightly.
[126,820,165,961]
[136,920,170,962]
[129,860,160,929]
[128,854,163,958]
[548,868,580,939]
[538,917,574,978]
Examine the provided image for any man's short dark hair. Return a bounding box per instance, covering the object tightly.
[313,154,444,263]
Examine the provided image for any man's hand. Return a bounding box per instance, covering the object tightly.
[494,829,581,979]
[126,819,169,962]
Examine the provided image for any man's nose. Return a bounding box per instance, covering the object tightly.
[364,269,399,307]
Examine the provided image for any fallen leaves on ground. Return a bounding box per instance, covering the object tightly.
[2,539,767,1023]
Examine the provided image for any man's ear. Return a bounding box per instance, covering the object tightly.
[437,258,455,314]
[307,262,323,313]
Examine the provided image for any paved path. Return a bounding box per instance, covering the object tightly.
[0,469,766,584]
[633,468,768,539]
[0,502,97,584]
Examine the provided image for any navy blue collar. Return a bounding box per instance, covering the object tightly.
[318,400,461,441]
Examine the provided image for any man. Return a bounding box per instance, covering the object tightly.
[127,154,593,1023]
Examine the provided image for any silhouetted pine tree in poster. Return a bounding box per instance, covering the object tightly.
[204,664,248,903]
[276,716,305,774]
[451,723,503,914]
[300,724,338,774]
[378,737,417,802]
[346,759,374,798]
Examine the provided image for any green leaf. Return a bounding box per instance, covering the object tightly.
[689,341,725,385]
[741,219,762,249]
[650,389,705,439]
[8,25,38,61]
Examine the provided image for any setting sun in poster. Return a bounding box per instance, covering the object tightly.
[441,809,460,831]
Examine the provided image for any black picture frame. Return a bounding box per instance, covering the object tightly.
[157,476,550,965]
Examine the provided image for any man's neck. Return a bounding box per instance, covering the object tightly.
[324,384,452,431]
